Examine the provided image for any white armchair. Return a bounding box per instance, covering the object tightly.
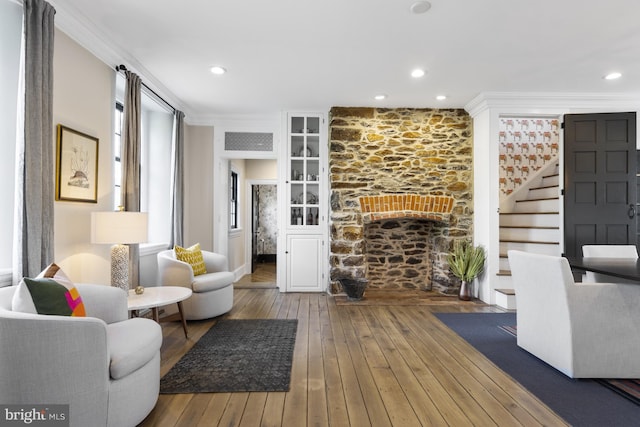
[0,283,162,427]
[508,250,640,378]
[157,249,234,320]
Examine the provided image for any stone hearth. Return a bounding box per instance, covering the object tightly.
[329,107,473,295]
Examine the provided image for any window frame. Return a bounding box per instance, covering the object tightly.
[230,170,239,230]
[113,102,124,210]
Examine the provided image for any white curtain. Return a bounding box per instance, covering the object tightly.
[121,70,142,288]
[169,110,185,248]
[13,0,56,284]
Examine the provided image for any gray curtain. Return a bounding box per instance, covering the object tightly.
[121,70,141,288]
[13,0,56,284]
[169,110,185,248]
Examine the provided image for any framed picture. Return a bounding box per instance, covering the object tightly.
[55,125,99,203]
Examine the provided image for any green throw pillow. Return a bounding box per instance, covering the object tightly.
[12,264,86,317]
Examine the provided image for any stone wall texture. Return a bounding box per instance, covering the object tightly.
[329,107,473,295]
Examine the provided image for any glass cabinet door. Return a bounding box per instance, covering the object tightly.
[289,115,321,227]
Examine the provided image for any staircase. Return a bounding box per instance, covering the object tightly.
[496,164,561,307]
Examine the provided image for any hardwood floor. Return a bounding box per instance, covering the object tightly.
[233,263,277,289]
[140,289,567,427]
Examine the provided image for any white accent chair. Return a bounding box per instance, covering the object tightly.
[507,250,640,378]
[0,284,162,427]
[582,244,639,283]
[157,249,234,320]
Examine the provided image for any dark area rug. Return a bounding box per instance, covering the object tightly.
[435,313,639,427]
[499,323,640,406]
[161,319,297,393]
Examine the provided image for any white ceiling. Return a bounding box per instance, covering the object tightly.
[50,0,640,121]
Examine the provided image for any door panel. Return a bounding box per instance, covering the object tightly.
[564,112,637,257]
[287,235,322,291]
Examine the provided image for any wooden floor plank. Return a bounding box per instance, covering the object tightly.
[239,393,268,427]
[336,305,393,426]
[195,393,232,427]
[363,307,449,426]
[282,294,310,426]
[415,306,568,426]
[307,295,330,427]
[326,296,372,426]
[346,306,422,426]
[217,393,250,426]
[318,295,351,427]
[140,285,570,427]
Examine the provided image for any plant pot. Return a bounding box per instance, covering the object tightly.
[458,280,472,301]
[338,278,368,301]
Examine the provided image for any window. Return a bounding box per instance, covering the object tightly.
[0,2,23,272]
[114,75,173,245]
[230,171,238,229]
[113,102,123,210]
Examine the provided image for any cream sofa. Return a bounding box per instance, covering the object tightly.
[508,250,640,378]
[157,249,234,320]
[0,283,162,427]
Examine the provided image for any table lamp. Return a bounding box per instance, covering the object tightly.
[91,210,148,291]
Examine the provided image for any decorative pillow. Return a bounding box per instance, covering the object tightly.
[12,263,86,317]
[175,243,207,276]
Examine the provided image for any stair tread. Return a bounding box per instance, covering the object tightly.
[497,270,512,276]
[500,211,559,215]
[499,225,558,229]
[530,184,559,190]
[500,239,559,244]
[516,197,559,202]
[495,287,515,294]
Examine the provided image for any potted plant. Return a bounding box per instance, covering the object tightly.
[447,240,486,301]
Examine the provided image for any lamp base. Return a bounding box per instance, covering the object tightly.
[111,244,129,292]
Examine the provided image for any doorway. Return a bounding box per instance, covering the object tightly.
[237,182,278,288]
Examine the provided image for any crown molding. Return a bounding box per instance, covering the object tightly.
[465,92,640,117]
[50,0,193,117]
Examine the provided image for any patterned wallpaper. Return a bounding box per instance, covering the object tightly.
[499,117,560,196]
[256,185,277,255]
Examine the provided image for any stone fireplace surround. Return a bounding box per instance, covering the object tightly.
[329,107,473,295]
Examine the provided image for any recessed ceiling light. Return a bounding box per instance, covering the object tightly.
[436,95,447,101]
[411,69,426,78]
[374,94,387,100]
[604,72,621,80]
[410,1,431,14]
[210,66,226,75]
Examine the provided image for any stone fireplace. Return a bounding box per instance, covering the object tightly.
[329,107,473,295]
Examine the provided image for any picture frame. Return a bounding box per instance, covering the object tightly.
[55,124,99,203]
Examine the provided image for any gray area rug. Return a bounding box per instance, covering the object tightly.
[161,319,297,393]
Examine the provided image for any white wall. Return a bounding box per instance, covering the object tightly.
[245,159,277,179]
[53,30,115,284]
[52,31,175,286]
[228,159,246,274]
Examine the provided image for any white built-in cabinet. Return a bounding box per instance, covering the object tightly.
[283,113,327,292]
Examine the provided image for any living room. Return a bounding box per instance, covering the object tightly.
[2,0,640,426]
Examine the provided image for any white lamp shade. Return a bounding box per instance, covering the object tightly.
[91,211,148,244]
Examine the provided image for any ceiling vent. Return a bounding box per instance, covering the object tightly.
[224,132,273,152]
